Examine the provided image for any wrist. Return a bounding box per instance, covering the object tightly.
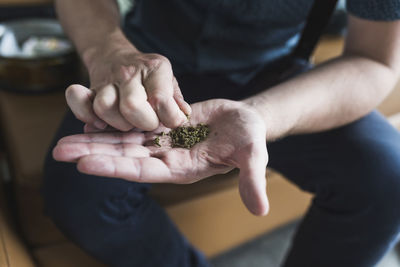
[241,96,289,141]
[81,28,139,70]
[241,97,272,140]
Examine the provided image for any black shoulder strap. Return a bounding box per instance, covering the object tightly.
[291,0,339,60]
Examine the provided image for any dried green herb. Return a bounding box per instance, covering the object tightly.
[168,123,210,149]
[154,136,161,147]
[152,123,210,149]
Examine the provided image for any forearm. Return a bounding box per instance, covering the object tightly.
[244,55,398,141]
[55,0,136,68]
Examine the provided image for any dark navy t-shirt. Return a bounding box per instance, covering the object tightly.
[124,0,400,83]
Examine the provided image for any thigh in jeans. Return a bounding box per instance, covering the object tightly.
[268,111,400,266]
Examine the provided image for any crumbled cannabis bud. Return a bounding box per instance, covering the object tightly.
[168,123,210,149]
[154,136,161,147]
[153,123,210,149]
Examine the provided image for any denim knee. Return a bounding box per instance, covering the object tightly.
[42,158,152,242]
[359,167,400,229]
[317,142,400,242]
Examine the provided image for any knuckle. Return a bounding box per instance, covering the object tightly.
[143,54,170,70]
[112,65,137,84]
[93,95,114,114]
[150,92,166,103]
[148,93,169,110]
[120,97,141,114]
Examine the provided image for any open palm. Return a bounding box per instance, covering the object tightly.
[53,99,269,215]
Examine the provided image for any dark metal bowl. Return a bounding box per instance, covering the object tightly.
[0,18,81,93]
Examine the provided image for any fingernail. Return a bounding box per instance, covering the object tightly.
[94,120,107,129]
[184,103,192,115]
[181,112,189,123]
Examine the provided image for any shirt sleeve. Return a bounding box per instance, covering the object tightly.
[347,0,400,21]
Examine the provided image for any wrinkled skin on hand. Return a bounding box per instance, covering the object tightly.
[53,99,269,216]
[65,43,190,132]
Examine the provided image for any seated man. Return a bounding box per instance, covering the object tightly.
[43,0,400,266]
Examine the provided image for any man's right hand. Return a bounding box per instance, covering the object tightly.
[66,40,191,132]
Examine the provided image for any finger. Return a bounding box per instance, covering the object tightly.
[77,155,174,183]
[53,143,150,162]
[84,124,101,133]
[93,84,133,131]
[238,147,269,216]
[173,77,192,116]
[84,124,120,133]
[57,132,146,145]
[83,123,109,133]
[65,84,107,129]
[145,67,187,128]
[119,77,160,131]
[153,96,188,127]
[84,124,146,134]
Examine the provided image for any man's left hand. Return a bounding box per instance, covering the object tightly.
[53,99,269,215]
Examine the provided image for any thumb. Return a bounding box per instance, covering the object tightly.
[238,147,269,216]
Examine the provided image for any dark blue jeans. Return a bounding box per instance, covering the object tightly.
[42,68,400,267]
